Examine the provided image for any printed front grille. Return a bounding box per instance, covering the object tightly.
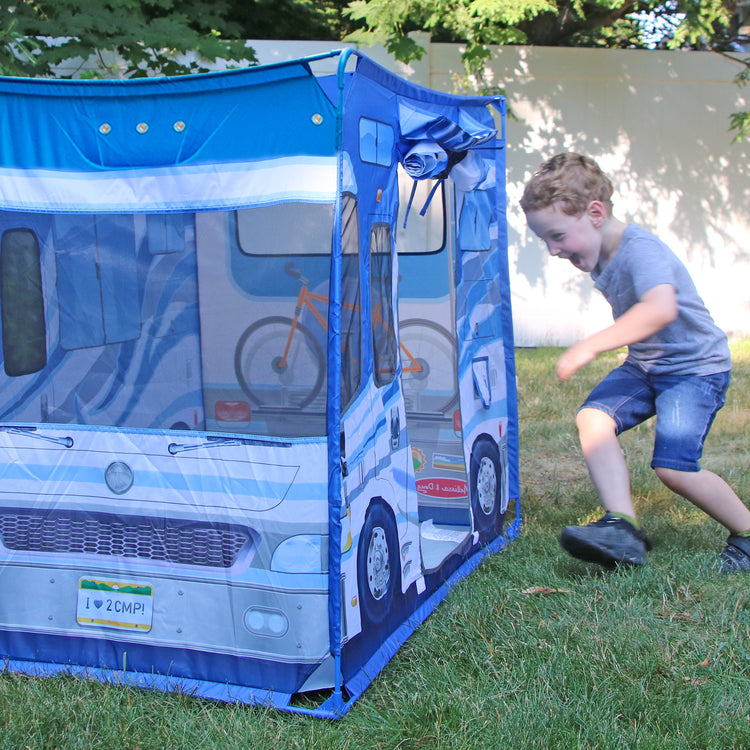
[0,510,250,568]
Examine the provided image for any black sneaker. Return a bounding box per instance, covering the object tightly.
[719,534,750,574]
[559,512,651,567]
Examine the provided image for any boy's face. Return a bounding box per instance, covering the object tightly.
[525,202,603,273]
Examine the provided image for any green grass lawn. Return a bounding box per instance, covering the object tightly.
[2,343,750,749]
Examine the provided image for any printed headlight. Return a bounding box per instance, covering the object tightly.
[271,535,327,573]
[105,461,134,495]
[243,608,288,637]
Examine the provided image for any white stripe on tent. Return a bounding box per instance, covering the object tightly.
[0,156,338,213]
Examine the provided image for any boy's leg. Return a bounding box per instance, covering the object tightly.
[558,365,655,566]
[650,369,749,529]
[656,466,750,573]
[573,363,656,522]
[654,467,750,534]
[651,370,750,573]
[559,406,651,566]
[576,407,635,518]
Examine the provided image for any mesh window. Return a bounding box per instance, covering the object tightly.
[1,228,47,377]
[341,194,362,407]
[370,223,397,386]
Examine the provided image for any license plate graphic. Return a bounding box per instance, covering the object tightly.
[77,579,154,632]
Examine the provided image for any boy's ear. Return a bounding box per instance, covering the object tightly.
[586,200,608,227]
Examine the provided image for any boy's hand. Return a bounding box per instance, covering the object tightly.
[556,341,597,381]
[556,284,678,381]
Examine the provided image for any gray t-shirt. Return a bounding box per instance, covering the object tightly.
[592,224,731,376]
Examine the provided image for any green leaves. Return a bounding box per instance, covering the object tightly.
[722,52,750,143]
[2,0,747,141]
[729,110,750,143]
[1,0,255,78]
[343,1,742,61]
[666,0,733,49]
[342,0,748,127]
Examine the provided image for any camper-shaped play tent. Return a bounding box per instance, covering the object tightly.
[0,50,519,717]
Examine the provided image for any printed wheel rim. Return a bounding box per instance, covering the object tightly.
[366,526,390,601]
[477,456,497,515]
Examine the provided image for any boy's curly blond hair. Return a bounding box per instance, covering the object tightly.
[520,153,614,217]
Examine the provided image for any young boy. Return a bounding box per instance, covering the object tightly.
[520,152,750,573]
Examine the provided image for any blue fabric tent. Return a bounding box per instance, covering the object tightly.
[0,50,519,717]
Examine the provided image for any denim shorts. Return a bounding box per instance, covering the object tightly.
[578,362,731,472]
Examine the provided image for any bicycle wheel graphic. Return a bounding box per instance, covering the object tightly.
[234,316,325,409]
[399,319,458,414]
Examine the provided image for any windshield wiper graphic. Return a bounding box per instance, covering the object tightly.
[168,435,290,454]
[0,425,74,448]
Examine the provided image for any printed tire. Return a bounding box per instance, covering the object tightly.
[357,501,401,627]
[399,319,458,414]
[234,316,324,409]
[470,437,503,543]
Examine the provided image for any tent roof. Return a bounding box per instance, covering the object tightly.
[0,57,338,171]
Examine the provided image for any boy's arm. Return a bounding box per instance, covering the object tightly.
[556,283,678,381]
